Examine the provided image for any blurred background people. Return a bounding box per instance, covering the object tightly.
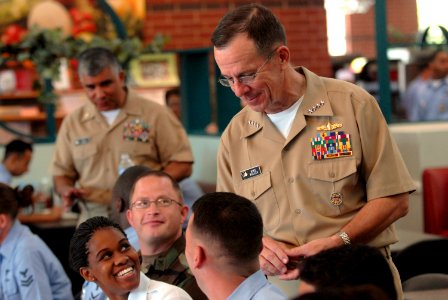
[409,49,448,121]
[52,47,193,224]
[0,139,32,185]
[0,182,73,300]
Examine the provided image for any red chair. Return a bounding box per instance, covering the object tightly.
[422,168,448,237]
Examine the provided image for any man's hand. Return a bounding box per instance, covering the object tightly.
[259,236,290,276]
[279,235,342,280]
[59,186,90,210]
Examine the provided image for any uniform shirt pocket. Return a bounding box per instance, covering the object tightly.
[307,158,359,216]
[236,172,280,231]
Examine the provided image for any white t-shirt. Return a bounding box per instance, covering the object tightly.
[101,109,121,125]
[267,97,303,138]
[128,272,192,300]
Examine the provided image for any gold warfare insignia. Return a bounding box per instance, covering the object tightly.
[317,121,343,131]
[330,192,343,206]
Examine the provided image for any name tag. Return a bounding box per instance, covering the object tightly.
[74,137,90,146]
[240,165,262,180]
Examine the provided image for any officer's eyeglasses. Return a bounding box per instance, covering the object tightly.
[218,48,278,87]
[130,198,182,209]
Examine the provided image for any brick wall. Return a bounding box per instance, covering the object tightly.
[143,0,332,76]
[346,0,418,58]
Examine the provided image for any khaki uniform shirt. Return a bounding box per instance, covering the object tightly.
[52,89,193,204]
[217,67,415,248]
[142,235,207,300]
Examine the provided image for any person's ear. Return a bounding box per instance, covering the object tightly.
[126,209,134,227]
[193,245,206,269]
[0,214,8,229]
[80,267,96,282]
[180,205,189,223]
[277,45,290,68]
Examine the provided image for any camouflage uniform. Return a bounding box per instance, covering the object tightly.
[142,235,207,300]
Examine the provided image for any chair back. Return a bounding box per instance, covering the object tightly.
[422,167,448,236]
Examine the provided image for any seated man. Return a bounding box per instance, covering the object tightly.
[0,139,32,185]
[126,170,206,300]
[185,192,287,299]
[297,244,396,300]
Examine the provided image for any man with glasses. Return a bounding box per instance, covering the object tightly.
[126,170,206,300]
[213,4,415,298]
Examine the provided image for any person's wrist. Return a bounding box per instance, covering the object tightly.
[338,231,351,245]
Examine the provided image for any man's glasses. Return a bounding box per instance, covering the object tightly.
[130,198,182,209]
[218,48,278,87]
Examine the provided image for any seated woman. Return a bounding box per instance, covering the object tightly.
[69,216,192,300]
[0,183,73,300]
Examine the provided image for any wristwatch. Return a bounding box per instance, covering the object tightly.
[339,231,351,245]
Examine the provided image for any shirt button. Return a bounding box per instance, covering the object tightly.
[295,209,301,214]
[288,177,294,183]
[251,191,255,197]
[329,172,335,178]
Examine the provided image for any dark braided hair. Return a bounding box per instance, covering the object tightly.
[69,216,126,272]
[0,183,34,219]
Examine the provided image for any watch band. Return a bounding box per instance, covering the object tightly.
[339,231,351,245]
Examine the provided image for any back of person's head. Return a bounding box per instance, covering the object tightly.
[298,244,396,300]
[293,284,391,300]
[3,139,32,161]
[110,165,152,224]
[77,47,121,77]
[191,192,263,266]
[0,183,34,219]
[69,216,126,272]
[211,3,286,55]
[165,87,180,105]
[129,170,183,205]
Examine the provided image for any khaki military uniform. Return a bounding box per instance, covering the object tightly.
[142,235,207,300]
[52,89,193,208]
[217,67,415,248]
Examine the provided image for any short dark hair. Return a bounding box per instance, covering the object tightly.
[298,244,397,300]
[4,139,32,161]
[128,170,183,207]
[112,165,152,213]
[0,183,34,219]
[191,192,263,265]
[69,216,126,272]
[77,47,122,77]
[165,87,180,106]
[211,3,286,55]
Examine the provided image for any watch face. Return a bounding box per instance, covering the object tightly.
[0,70,17,92]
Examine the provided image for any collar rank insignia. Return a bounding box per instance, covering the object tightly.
[307,100,325,113]
[316,121,343,131]
[74,137,91,146]
[248,120,260,129]
[240,165,262,180]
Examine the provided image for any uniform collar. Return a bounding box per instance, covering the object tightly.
[0,220,25,258]
[80,88,142,123]
[144,235,185,272]
[240,67,333,140]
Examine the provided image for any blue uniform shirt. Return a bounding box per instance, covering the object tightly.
[410,77,448,121]
[0,220,73,300]
[228,270,287,300]
[0,163,12,185]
